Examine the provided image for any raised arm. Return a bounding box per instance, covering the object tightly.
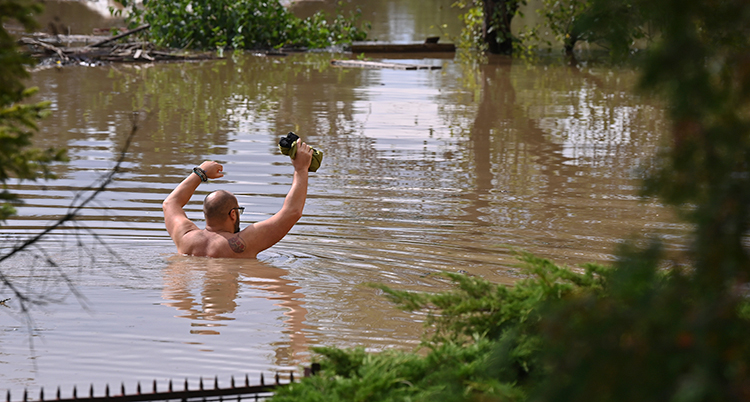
[163,161,224,246]
[240,140,313,254]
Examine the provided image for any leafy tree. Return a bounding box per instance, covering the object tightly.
[454,0,648,57]
[0,0,67,223]
[114,0,369,50]
[453,0,525,55]
[536,0,591,55]
[482,0,525,55]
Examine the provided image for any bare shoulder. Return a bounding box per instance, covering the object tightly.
[219,232,258,258]
[234,220,293,256]
[190,231,258,258]
[175,229,258,258]
[178,230,211,256]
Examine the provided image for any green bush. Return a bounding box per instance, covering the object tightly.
[273,254,611,401]
[114,0,369,50]
[274,245,750,402]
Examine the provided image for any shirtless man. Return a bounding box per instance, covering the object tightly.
[162,139,314,258]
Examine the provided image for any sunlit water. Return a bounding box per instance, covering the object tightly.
[1,1,689,395]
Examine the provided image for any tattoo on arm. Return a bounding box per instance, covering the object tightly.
[228,236,247,253]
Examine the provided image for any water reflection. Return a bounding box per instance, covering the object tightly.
[161,257,309,365]
[289,0,462,43]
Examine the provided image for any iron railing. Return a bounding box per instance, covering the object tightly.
[5,369,318,402]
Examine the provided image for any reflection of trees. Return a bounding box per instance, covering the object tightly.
[454,55,669,260]
[31,53,356,176]
[161,256,309,366]
[465,56,585,227]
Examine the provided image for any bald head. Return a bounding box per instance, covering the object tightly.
[203,190,237,224]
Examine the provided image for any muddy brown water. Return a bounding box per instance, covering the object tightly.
[1,0,688,395]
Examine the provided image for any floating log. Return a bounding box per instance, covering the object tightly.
[87,24,150,48]
[17,37,69,61]
[330,59,441,70]
[29,33,110,45]
[350,39,455,53]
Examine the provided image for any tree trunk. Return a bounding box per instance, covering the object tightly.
[483,0,518,55]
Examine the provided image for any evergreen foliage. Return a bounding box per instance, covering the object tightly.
[114,0,369,50]
[0,0,68,223]
[273,255,611,401]
[273,341,524,402]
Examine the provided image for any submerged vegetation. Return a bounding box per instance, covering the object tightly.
[272,0,750,400]
[113,0,369,50]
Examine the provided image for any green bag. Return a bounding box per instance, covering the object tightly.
[278,132,323,172]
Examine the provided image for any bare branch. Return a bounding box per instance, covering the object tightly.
[0,113,142,311]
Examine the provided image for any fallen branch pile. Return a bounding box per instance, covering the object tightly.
[17,24,221,65]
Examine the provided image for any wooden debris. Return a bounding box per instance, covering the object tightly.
[29,33,110,45]
[350,37,455,53]
[18,37,69,61]
[330,59,441,70]
[17,24,221,65]
[87,24,150,48]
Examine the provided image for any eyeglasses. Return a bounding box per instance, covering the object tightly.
[228,206,245,216]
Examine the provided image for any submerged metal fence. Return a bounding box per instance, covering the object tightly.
[5,369,319,402]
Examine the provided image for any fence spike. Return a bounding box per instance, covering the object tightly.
[72,386,77,399]
[40,388,44,402]
[121,383,125,396]
[23,389,27,402]
[258,374,263,387]
[199,377,203,391]
[56,387,61,400]
[231,376,235,389]
[89,384,94,398]
[184,378,188,391]
[105,384,110,398]
[214,376,218,390]
[6,390,9,402]
[290,371,294,383]
[275,373,280,385]
[153,380,157,393]
[168,380,173,393]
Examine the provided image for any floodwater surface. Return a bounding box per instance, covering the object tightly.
[1,1,687,396]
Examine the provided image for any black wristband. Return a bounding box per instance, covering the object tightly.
[192,167,208,182]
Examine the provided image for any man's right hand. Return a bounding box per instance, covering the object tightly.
[292,139,313,172]
[200,161,225,179]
